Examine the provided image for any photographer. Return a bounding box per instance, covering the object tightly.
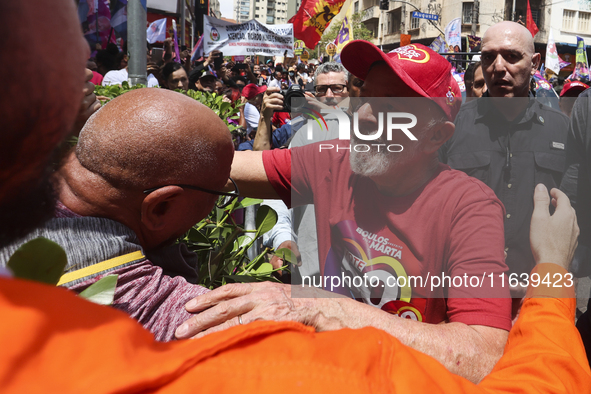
[253,62,350,151]
[249,87,298,151]
[253,62,351,276]
[231,61,259,85]
[241,83,267,136]
[189,50,225,89]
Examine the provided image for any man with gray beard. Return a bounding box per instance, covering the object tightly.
[175,41,512,383]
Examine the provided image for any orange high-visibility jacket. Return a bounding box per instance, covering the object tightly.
[0,264,589,393]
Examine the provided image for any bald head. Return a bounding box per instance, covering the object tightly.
[483,22,535,55]
[480,21,540,97]
[77,88,234,192]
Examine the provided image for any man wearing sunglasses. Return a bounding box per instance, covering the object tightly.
[253,63,352,278]
[303,62,350,109]
[0,87,237,342]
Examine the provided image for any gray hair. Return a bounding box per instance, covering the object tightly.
[313,62,350,85]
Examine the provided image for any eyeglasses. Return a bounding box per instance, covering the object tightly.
[143,177,240,209]
[314,84,347,96]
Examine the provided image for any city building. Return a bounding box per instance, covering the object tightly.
[543,0,591,78]
[287,0,303,20]
[354,0,506,52]
[210,0,221,18]
[234,0,291,24]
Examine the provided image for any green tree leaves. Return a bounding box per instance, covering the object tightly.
[7,237,67,285]
[7,237,118,305]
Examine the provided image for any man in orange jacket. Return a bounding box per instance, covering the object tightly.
[0,1,589,393]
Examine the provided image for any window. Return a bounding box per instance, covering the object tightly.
[579,11,591,33]
[354,1,359,13]
[380,23,383,37]
[563,10,575,30]
[391,9,401,33]
[256,6,259,9]
[462,2,473,24]
[531,10,539,26]
[410,14,420,29]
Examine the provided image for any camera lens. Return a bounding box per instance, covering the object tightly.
[284,85,305,113]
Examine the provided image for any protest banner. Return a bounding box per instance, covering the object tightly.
[147,18,166,44]
[326,42,337,56]
[335,3,354,54]
[569,36,590,82]
[445,18,461,49]
[294,40,306,56]
[289,0,346,49]
[545,30,559,74]
[203,15,294,57]
[429,36,446,53]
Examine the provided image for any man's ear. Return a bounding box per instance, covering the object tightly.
[424,122,455,154]
[140,185,184,231]
[532,53,542,75]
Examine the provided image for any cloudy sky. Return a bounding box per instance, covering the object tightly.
[220,1,233,18]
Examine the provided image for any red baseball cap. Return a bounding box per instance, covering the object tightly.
[560,81,589,97]
[341,40,461,121]
[242,83,267,100]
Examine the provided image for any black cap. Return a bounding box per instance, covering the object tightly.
[200,71,216,79]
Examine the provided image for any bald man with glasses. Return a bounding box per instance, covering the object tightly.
[0,88,236,342]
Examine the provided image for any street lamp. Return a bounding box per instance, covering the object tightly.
[390,0,445,36]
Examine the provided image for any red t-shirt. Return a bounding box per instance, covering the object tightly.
[272,111,291,128]
[262,140,512,330]
[90,71,103,86]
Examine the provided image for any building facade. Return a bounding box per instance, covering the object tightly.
[234,0,291,24]
[210,0,221,17]
[545,0,591,76]
[354,0,507,52]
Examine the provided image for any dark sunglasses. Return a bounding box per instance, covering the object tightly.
[143,177,240,209]
[314,84,347,95]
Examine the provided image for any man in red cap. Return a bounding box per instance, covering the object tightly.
[1,2,589,392]
[242,83,267,135]
[560,81,589,117]
[175,40,512,383]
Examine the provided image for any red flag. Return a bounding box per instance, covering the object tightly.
[526,0,539,37]
[289,0,346,49]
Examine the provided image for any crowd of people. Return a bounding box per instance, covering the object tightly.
[2,1,591,392]
[88,37,320,150]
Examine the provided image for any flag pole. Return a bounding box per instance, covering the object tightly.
[128,0,147,86]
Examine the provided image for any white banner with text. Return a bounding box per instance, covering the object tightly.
[203,16,294,57]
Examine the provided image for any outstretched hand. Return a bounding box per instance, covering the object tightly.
[174,282,310,339]
[530,184,579,270]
